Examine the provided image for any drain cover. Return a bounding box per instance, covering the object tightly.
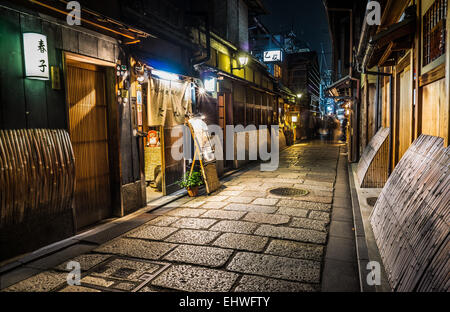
[269,187,309,197]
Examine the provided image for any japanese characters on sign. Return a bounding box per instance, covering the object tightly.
[263,50,283,62]
[23,33,50,80]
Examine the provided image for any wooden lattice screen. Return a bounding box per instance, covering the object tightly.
[370,135,449,291]
[423,0,448,66]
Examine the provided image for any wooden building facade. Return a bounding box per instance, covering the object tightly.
[325,0,450,291]
[0,0,286,261]
[360,0,450,172]
[0,0,197,260]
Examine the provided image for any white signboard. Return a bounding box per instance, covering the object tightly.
[23,33,50,80]
[188,117,215,162]
[263,50,282,62]
[204,77,216,92]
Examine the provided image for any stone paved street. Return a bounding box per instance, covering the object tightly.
[3,141,357,292]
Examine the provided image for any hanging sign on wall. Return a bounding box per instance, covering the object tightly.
[263,50,282,62]
[23,33,50,80]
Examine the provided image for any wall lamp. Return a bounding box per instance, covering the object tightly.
[232,53,249,70]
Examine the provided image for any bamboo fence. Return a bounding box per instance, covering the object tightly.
[0,129,75,228]
[357,127,390,188]
[370,134,449,292]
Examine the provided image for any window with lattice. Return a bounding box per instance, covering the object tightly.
[274,64,282,78]
[423,0,448,66]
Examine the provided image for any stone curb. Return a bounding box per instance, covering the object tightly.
[347,164,376,292]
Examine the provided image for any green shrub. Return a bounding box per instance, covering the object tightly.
[177,172,204,189]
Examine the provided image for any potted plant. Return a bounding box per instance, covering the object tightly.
[177,172,204,197]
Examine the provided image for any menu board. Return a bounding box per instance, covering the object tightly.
[188,117,216,163]
[187,117,220,194]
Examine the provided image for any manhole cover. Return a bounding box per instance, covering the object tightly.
[367,197,378,207]
[269,187,309,197]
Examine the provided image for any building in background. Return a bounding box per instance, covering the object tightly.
[249,19,322,142]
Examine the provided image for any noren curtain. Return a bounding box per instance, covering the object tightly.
[148,77,191,126]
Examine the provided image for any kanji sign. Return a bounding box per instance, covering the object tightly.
[23,33,49,80]
[263,50,282,62]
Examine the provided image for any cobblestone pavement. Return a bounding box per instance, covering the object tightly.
[4,141,344,292]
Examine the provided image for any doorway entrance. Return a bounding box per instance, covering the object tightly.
[66,56,112,230]
[142,83,164,203]
[395,55,413,166]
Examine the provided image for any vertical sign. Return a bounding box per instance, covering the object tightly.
[23,33,50,80]
[136,87,143,127]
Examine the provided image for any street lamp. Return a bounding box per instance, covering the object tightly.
[297,93,302,99]
[233,53,250,70]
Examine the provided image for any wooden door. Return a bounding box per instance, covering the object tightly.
[66,61,111,230]
[397,66,413,163]
[219,93,233,169]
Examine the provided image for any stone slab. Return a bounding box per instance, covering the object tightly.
[163,245,233,267]
[126,226,178,240]
[209,220,259,234]
[254,225,327,244]
[95,238,176,260]
[165,229,220,245]
[213,233,268,252]
[151,264,238,292]
[243,212,290,225]
[265,240,324,261]
[227,252,321,283]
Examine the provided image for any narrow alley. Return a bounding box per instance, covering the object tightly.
[2,141,358,292]
[1,0,448,299]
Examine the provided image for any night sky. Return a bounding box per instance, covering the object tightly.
[260,0,332,72]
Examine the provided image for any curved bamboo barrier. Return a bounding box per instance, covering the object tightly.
[370,135,449,292]
[357,127,390,188]
[0,129,75,229]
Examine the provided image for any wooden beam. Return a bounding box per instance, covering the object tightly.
[391,39,414,51]
[379,42,394,67]
[419,63,445,87]
[414,1,422,141]
[378,0,411,31]
[445,4,450,147]
[380,59,396,67]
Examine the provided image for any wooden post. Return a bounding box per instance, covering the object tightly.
[444,1,450,147]
[414,1,422,141]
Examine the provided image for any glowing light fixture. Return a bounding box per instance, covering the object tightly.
[292,116,298,122]
[233,53,250,70]
[198,87,206,95]
[204,77,216,92]
[151,69,180,81]
[297,93,302,98]
[23,33,49,80]
[238,54,249,67]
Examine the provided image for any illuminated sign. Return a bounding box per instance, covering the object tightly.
[23,33,49,80]
[263,50,282,62]
[152,69,180,81]
[204,77,216,92]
